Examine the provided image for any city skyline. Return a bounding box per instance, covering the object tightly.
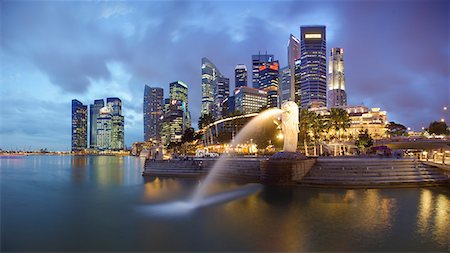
[1,1,449,151]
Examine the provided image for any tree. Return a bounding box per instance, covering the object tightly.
[427,121,449,135]
[198,113,214,129]
[355,129,373,152]
[328,108,351,140]
[181,127,196,144]
[299,109,313,155]
[386,121,407,137]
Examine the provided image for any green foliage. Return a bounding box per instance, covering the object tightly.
[427,121,449,135]
[355,129,374,149]
[386,121,407,136]
[328,108,351,139]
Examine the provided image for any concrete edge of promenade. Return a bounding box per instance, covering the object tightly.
[142,157,450,188]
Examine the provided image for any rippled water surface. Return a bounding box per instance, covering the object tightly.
[1,155,448,252]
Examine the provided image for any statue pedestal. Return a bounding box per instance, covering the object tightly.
[260,152,315,184]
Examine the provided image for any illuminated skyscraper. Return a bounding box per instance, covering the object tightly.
[214,76,230,119]
[300,26,327,108]
[252,53,274,89]
[288,34,300,101]
[170,81,189,109]
[170,81,191,129]
[279,66,291,104]
[143,86,164,142]
[89,99,104,148]
[71,99,87,151]
[259,61,279,108]
[328,48,347,107]
[96,106,112,150]
[106,97,124,150]
[201,57,221,117]
[235,64,247,88]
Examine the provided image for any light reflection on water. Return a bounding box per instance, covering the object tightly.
[1,155,449,252]
[417,189,449,248]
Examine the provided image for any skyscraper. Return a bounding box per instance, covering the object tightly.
[89,99,104,149]
[258,61,279,108]
[234,64,247,88]
[96,106,112,151]
[294,59,301,106]
[213,76,230,119]
[169,81,189,109]
[160,100,186,146]
[328,48,347,107]
[106,97,122,116]
[201,57,221,117]
[106,97,124,150]
[252,53,274,89]
[71,99,87,151]
[279,66,291,104]
[169,81,191,129]
[143,86,164,142]
[287,34,300,101]
[300,26,327,108]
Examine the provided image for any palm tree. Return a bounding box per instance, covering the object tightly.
[328,108,351,155]
[299,109,312,155]
[309,112,327,156]
[329,108,351,139]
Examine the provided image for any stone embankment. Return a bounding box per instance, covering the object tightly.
[142,157,450,187]
[142,158,262,182]
[298,158,450,187]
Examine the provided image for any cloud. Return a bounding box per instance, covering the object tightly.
[0,0,449,150]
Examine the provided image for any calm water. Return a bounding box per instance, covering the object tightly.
[1,155,449,252]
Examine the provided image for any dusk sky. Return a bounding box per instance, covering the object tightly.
[1,0,449,151]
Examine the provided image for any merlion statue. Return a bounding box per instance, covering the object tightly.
[281,101,299,152]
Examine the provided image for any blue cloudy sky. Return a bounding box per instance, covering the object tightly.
[1,0,449,151]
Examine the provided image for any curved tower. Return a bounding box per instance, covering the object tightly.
[328,48,347,107]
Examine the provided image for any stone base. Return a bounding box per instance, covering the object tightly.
[260,154,316,185]
[269,152,307,160]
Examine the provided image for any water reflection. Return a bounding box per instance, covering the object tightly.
[69,156,144,187]
[417,189,449,248]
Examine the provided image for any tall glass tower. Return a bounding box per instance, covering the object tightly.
[234,64,247,88]
[288,34,300,101]
[89,99,104,148]
[71,99,87,151]
[252,53,274,89]
[170,81,191,129]
[143,86,164,142]
[213,76,230,119]
[328,48,347,107]
[300,26,327,108]
[258,61,279,108]
[279,66,291,105]
[201,57,221,117]
[106,97,124,150]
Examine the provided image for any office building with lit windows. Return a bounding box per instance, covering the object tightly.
[288,34,300,101]
[259,61,279,108]
[214,76,230,119]
[234,86,267,114]
[252,53,274,89]
[169,81,191,129]
[201,57,222,117]
[279,66,291,104]
[160,100,186,146]
[143,86,164,142]
[89,99,104,148]
[71,99,88,152]
[328,48,347,107]
[300,26,327,108]
[235,64,248,88]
